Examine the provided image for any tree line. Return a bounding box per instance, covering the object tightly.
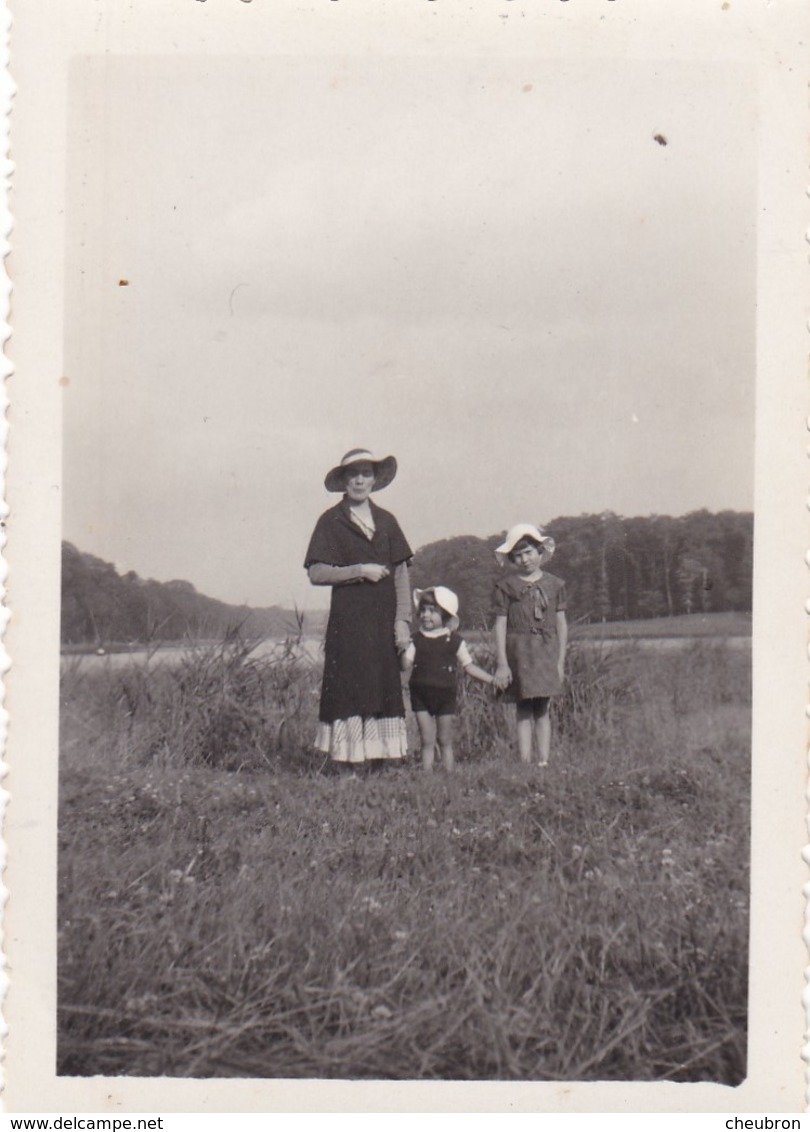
[410,509,752,629]
[61,542,297,646]
[62,509,752,644]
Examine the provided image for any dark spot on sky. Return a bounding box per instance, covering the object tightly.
[118,279,129,286]
[653,134,667,146]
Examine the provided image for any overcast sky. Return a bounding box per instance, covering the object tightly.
[62,55,756,611]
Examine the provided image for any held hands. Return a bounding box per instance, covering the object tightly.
[360,563,390,583]
[494,664,512,691]
[394,619,411,652]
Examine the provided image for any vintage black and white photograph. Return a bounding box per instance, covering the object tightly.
[56,51,757,1083]
[6,0,808,1115]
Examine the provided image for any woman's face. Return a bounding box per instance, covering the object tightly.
[343,462,375,503]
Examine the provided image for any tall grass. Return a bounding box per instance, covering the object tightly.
[58,637,750,1082]
[60,633,317,773]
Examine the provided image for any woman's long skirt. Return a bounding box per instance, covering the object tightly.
[315,575,406,763]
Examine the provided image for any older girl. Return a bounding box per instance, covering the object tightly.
[492,523,568,767]
[304,448,412,765]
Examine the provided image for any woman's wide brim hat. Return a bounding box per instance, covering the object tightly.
[413,585,460,630]
[324,448,397,493]
[495,523,555,566]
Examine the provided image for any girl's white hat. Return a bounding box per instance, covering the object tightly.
[413,585,460,629]
[324,448,397,493]
[495,523,555,565]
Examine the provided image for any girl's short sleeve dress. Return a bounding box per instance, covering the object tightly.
[304,497,413,763]
[492,571,567,700]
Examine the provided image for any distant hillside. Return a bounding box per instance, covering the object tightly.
[410,509,753,629]
[61,542,302,646]
[62,509,753,643]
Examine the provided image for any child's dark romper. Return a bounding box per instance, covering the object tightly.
[409,630,465,717]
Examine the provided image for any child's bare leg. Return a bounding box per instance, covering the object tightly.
[436,714,455,772]
[416,711,437,772]
[516,702,534,763]
[535,698,551,765]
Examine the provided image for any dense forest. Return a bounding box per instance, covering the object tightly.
[62,509,752,644]
[410,510,753,629]
[60,542,298,646]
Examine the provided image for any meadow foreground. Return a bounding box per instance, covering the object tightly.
[58,639,750,1082]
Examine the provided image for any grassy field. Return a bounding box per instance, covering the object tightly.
[58,635,750,1082]
[571,611,752,641]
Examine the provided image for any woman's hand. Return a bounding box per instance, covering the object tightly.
[494,664,512,690]
[359,563,390,583]
[394,620,411,652]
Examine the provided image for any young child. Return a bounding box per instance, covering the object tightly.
[492,524,568,767]
[401,586,496,772]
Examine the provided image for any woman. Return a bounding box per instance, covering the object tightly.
[304,448,413,765]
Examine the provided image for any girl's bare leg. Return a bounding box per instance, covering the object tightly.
[516,702,534,763]
[436,714,455,772]
[416,711,437,772]
[535,698,551,765]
